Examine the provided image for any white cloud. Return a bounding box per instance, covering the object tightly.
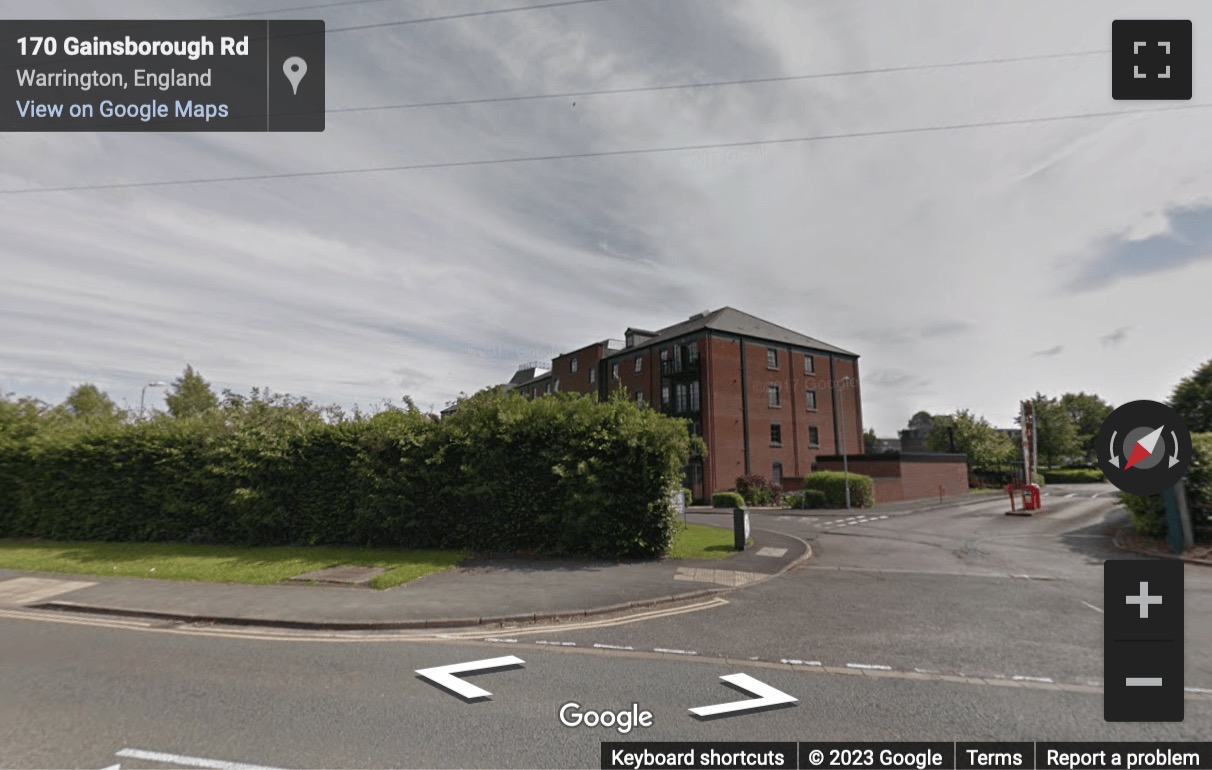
[2,0,1211,435]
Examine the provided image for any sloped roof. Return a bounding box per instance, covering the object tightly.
[606,307,857,358]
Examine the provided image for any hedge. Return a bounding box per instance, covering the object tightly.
[1042,468,1105,484]
[802,470,874,508]
[789,489,828,509]
[1121,433,1212,540]
[712,491,745,509]
[0,389,693,559]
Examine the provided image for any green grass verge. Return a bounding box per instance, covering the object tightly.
[0,540,469,590]
[666,522,741,559]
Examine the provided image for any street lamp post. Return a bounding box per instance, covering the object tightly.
[839,376,852,509]
[140,381,166,419]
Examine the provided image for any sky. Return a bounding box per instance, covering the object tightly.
[2,0,1211,435]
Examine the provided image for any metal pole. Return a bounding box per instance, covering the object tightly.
[140,385,148,418]
[840,377,851,509]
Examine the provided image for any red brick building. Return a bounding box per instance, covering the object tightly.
[509,307,864,502]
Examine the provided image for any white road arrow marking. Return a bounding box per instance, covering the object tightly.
[116,749,283,770]
[415,655,524,700]
[688,673,797,718]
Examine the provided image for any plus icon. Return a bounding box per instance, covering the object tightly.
[1112,20,1192,100]
[1126,581,1163,618]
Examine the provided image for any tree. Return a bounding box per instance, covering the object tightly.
[927,409,1014,468]
[1171,359,1212,433]
[863,428,879,453]
[1028,393,1080,468]
[1058,391,1113,462]
[164,365,219,418]
[60,384,122,422]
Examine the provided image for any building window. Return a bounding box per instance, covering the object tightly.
[675,383,689,413]
[661,384,671,407]
[688,341,699,363]
[688,462,703,484]
[612,362,620,380]
[771,423,782,446]
[772,461,783,485]
[532,387,537,398]
[805,389,817,411]
[691,420,702,436]
[808,425,820,448]
[589,367,596,384]
[689,380,700,411]
[571,356,578,373]
[768,384,780,407]
[553,379,560,392]
[636,391,644,407]
[660,347,669,364]
[635,356,643,373]
[545,382,552,394]
[804,354,815,374]
[766,348,778,369]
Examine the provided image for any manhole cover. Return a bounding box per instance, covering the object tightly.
[289,565,387,585]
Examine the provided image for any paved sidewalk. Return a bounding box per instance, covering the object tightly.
[0,525,809,630]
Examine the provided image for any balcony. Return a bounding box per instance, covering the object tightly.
[660,357,701,376]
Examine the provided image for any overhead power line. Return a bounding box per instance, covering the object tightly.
[4,103,1207,196]
[327,50,1110,115]
[325,0,615,32]
[203,0,410,19]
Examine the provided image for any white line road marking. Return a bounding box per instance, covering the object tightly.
[1187,687,1212,694]
[592,643,634,651]
[1012,675,1054,683]
[1064,493,1077,498]
[116,748,285,770]
[780,658,822,666]
[755,547,788,557]
[877,515,889,520]
[654,647,698,655]
[0,577,97,605]
[534,640,575,646]
[846,663,892,670]
[415,656,525,700]
[689,673,797,718]
[484,637,518,643]
[1082,601,1104,614]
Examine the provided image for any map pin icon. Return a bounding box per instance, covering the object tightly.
[283,56,307,95]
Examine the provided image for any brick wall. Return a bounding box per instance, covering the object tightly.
[814,454,968,503]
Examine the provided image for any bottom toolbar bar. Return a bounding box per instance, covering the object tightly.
[600,742,1212,770]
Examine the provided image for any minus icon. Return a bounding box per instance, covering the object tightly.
[1126,677,1163,686]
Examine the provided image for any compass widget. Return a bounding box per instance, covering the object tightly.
[1097,400,1192,496]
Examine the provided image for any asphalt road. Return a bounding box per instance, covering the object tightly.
[1,484,1208,769]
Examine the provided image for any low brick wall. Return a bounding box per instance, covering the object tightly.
[814,452,969,503]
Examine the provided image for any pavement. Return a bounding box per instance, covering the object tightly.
[0,521,810,630]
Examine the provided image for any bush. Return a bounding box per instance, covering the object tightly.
[682,488,694,506]
[735,474,781,506]
[1042,468,1105,484]
[712,491,745,509]
[802,470,874,508]
[1032,472,1046,487]
[789,489,828,509]
[0,388,693,560]
[1121,433,1212,541]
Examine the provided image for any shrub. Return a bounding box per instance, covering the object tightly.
[789,489,828,509]
[682,487,694,506]
[712,491,745,509]
[1042,468,1105,484]
[1120,433,1212,541]
[802,470,874,508]
[1032,472,1046,487]
[735,474,781,506]
[0,388,693,560]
